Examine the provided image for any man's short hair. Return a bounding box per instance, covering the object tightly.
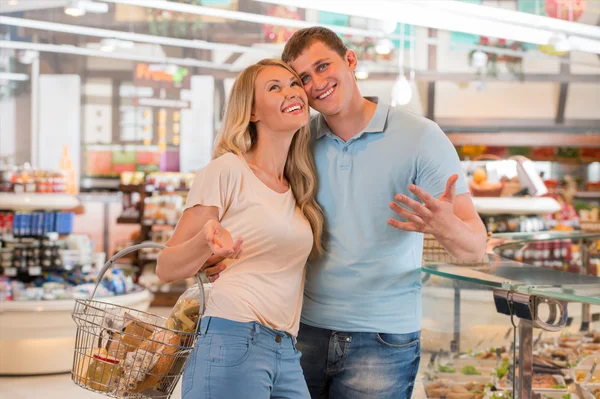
[282,26,348,64]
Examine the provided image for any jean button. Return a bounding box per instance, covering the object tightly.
[275,335,282,343]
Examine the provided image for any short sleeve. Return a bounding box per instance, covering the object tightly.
[415,123,469,198]
[184,153,242,220]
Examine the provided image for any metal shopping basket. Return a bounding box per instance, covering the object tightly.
[71,243,210,399]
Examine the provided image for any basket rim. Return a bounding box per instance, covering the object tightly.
[72,298,200,338]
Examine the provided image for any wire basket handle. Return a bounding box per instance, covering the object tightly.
[90,242,210,336]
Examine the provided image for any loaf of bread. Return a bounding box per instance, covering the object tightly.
[117,329,182,394]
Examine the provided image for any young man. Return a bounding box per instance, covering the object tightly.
[279,27,488,399]
[203,27,487,398]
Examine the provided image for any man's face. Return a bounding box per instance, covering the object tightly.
[289,41,357,117]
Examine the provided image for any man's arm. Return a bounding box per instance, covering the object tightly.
[439,193,487,261]
[389,175,487,262]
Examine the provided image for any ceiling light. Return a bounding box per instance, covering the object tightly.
[8,0,19,6]
[470,50,488,69]
[0,16,277,56]
[419,0,600,41]
[355,64,369,80]
[375,39,393,55]
[17,49,39,65]
[255,0,600,55]
[391,75,412,106]
[64,5,85,17]
[548,33,571,52]
[99,0,414,42]
[65,1,109,17]
[99,38,135,52]
[0,40,239,72]
[0,72,29,81]
[380,20,398,35]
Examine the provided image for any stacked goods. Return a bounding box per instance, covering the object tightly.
[469,168,504,197]
[422,330,600,399]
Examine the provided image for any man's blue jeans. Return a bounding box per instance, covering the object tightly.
[296,323,421,399]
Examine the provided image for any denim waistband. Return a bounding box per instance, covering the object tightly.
[200,316,297,348]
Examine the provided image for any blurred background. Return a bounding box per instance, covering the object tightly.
[0,1,599,398]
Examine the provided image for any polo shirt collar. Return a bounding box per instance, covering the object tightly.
[315,97,389,140]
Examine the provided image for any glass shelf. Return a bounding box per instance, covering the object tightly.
[492,231,600,244]
[422,254,600,305]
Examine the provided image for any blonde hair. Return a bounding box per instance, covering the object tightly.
[212,59,324,257]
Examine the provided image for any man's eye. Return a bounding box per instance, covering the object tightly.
[317,63,329,72]
[301,76,310,84]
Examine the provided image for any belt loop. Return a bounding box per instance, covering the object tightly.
[251,323,261,343]
[200,316,212,335]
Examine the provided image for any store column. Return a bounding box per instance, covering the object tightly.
[37,75,81,188]
[180,75,214,172]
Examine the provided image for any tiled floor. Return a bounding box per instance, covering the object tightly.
[0,307,430,398]
[0,374,182,399]
[0,372,427,399]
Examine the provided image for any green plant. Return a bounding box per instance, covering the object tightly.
[438,364,456,373]
[461,365,481,375]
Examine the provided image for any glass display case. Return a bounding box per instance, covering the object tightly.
[420,232,600,399]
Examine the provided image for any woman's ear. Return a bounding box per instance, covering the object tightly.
[250,112,259,123]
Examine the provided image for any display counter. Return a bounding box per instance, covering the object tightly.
[0,192,80,212]
[0,287,152,375]
[421,231,600,399]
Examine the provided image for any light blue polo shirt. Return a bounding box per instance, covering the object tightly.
[302,99,469,334]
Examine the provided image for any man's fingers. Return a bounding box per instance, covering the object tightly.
[205,254,225,267]
[204,225,215,243]
[387,219,422,232]
[389,202,426,225]
[444,174,458,202]
[394,194,434,219]
[208,274,220,283]
[203,263,226,276]
[408,184,439,211]
[213,235,225,248]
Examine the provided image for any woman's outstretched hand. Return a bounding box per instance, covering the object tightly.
[203,219,243,269]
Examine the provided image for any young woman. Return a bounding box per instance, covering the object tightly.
[155,58,323,399]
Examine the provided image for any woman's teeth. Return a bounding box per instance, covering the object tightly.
[284,105,301,113]
[318,87,334,100]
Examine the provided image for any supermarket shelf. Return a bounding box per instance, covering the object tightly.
[141,220,177,227]
[2,264,93,278]
[120,184,188,194]
[473,197,561,216]
[116,215,140,224]
[0,193,79,212]
[575,191,600,200]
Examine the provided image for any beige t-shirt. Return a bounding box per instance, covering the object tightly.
[184,152,313,336]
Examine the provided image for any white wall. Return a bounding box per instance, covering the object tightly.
[180,76,215,172]
[83,78,113,143]
[0,96,16,162]
[38,75,81,183]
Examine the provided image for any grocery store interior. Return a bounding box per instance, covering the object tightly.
[0,0,599,398]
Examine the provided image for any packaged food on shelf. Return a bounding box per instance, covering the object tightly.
[0,165,69,194]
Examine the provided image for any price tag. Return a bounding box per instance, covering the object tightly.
[28,266,42,276]
[4,267,17,277]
